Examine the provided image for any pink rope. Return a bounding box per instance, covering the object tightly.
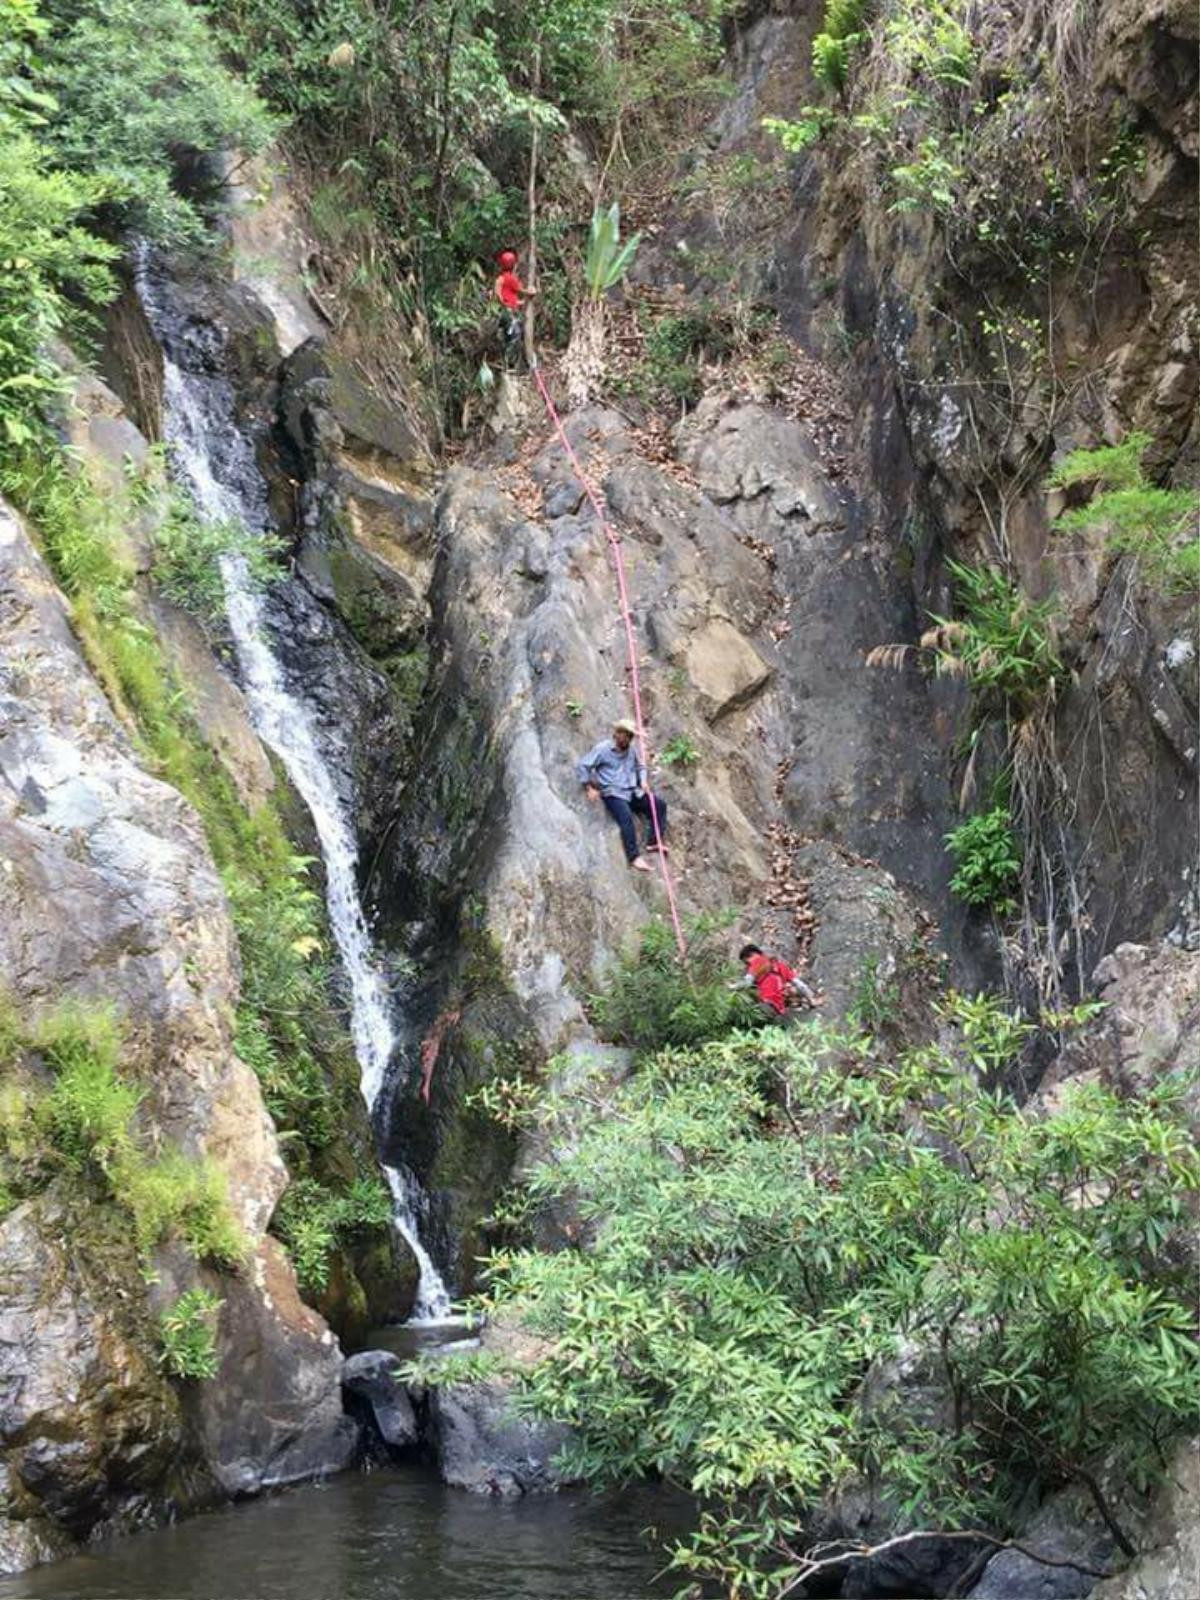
[532,364,688,960]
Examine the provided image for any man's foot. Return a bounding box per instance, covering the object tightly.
[630,856,653,873]
[644,842,670,855]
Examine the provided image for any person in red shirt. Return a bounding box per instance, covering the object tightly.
[494,249,535,365]
[737,944,816,1017]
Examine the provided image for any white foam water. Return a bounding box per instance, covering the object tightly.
[138,260,450,1321]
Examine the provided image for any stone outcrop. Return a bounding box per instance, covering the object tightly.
[342,1350,420,1454]
[370,394,970,1266]
[661,3,1199,988]
[1037,941,1200,1135]
[424,1382,572,1498]
[0,499,350,1566]
[1087,1441,1200,1600]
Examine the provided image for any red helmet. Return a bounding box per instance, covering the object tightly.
[497,250,518,269]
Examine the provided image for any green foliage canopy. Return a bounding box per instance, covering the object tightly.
[589,913,765,1056]
[38,0,276,243]
[468,1025,1199,1594]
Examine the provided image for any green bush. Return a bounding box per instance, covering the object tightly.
[0,2,117,447]
[589,913,765,1056]
[813,30,861,94]
[946,803,1022,911]
[929,560,1062,711]
[469,1026,1199,1594]
[35,1006,139,1175]
[273,1174,393,1292]
[39,0,276,244]
[146,480,283,629]
[642,309,733,404]
[158,1287,223,1379]
[1049,433,1199,594]
[762,107,836,152]
[120,1151,246,1267]
[0,998,245,1262]
[812,0,870,94]
[658,733,700,769]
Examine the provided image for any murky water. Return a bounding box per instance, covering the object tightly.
[0,1471,688,1600]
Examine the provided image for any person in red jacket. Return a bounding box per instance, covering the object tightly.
[737,944,816,1017]
[494,248,535,365]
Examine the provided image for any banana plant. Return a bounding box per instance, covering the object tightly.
[584,202,641,299]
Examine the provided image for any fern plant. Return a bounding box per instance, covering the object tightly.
[659,734,700,769]
[811,0,870,94]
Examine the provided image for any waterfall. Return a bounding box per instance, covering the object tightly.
[136,259,451,1322]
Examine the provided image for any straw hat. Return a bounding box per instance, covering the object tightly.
[613,717,638,736]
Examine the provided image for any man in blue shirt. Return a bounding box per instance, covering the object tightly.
[576,718,669,874]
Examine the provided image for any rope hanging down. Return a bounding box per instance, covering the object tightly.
[531,363,689,960]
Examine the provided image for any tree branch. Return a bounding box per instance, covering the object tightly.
[776,1528,1116,1598]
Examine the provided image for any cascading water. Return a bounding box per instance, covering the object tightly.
[136,256,450,1321]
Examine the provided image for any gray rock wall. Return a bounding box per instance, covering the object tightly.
[0,500,351,1568]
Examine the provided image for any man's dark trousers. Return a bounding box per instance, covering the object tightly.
[602,792,668,862]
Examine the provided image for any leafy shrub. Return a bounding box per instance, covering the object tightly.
[927,560,1062,710]
[158,1287,223,1379]
[0,1,117,447]
[471,1026,1199,1594]
[147,482,283,629]
[762,107,836,152]
[946,804,1022,911]
[938,987,1033,1079]
[886,0,974,87]
[39,0,276,244]
[848,952,900,1032]
[0,999,245,1261]
[1049,433,1199,594]
[640,307,734,403]
[35,1006,139,1175]
[1047,433,1149,493]
[658,733,699,769]
[589,913,764,1056]
[812,30,861,94]
[120,1151,246,1266]
[812,0,870,94]
[273,1174,393,1291]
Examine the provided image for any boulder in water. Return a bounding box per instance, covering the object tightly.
[425,1381,573,1497]
[342,1351,420,1454]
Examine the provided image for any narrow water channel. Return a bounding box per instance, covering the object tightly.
[0,1472,688,1600]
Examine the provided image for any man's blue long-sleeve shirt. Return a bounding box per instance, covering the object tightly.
[575,739,646,800]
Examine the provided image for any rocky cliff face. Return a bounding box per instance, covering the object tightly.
[673,0,1199,990]
[0,500,352,1569]
[1,0,1194,1587]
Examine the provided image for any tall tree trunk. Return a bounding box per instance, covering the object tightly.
[563,297,606,408]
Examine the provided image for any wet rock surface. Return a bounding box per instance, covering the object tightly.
[424,1384,572,1498]
[342,1350,420,1454]
[0,1196,188,1563]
